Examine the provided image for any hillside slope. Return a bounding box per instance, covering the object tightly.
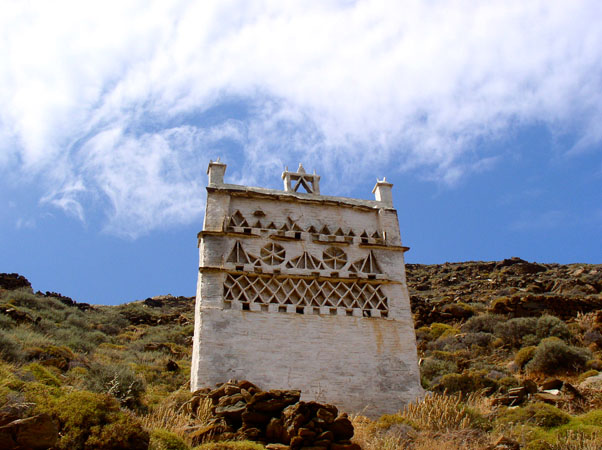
[1,259,601,449]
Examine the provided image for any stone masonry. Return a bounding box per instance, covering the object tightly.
[191,161,423,417]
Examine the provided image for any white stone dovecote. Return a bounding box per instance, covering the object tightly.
[191,162,423,417]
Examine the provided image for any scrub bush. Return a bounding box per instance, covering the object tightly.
[497,402,571,429]
[514,346,537,369]
[150,429,190,450]
[36,390,149,450]
[85,362,146,410]
[0,330,21,361]
[535,315,571,342]
[495,317,538,348]
[420,357,457,388]
[526,338,590,374]
[461,314,504,334]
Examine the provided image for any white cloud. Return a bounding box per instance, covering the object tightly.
[1,0,601,236]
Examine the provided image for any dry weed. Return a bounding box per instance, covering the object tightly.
[410,430,490,450]
[352,393,493,450]
[553,430,602,450]
[140,393,214,445]
[401,392,476,432]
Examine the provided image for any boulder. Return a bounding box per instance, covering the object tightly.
[541,379,563,391]
[579,373,602,390]
[166,359,179,372]
[0,414,58,450]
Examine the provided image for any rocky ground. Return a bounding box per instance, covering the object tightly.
[407,257,602,326]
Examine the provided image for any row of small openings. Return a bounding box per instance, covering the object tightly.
[222,300,388,318]
[234,266,378,279]
[227,211,383,240]
[235,227,304,240]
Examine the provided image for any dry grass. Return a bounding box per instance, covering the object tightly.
[401,392,489,432]
[352,392,494,450]
[140,393,214,446]
[554,431,602,450]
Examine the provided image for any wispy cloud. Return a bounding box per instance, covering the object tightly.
[1,1,601,236]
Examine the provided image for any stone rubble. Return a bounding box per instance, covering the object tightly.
[492,378,586,407]
[185,380,360,450]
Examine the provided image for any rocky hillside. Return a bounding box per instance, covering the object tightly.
[1,258,602,450]
[408,257,602,326]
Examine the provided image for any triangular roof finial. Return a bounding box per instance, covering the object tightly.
[297,163,306,174]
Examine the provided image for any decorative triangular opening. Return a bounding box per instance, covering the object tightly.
[320,225,331,235]
[231,210,249,227]
[293,177,313,193]
[307,225,318,233]
[227,241,251,264]
[253,220,263,228]
[360,230,369,238]
[334,227,345,236]
[350,251,382,274]
[266,222,277,230]
[346,230,356,237]
[286,252,325,270]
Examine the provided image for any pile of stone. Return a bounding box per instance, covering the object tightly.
[492,378,584,407]
[187,380,359,450]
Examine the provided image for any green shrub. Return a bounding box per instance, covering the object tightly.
[65,313,90,330]
[535,315,571,342]
[579,409,602,426]
[84,414,149,450]
[25,363,61,387]
[586,359,602,370]
[420,358,457,387]
[463,332,494,348]
[0,330,22,361]
[515,346,537,368]
[461,313,504,334]
[85,362,146,409]
[495,317,537,348]
[53,328,107,353]
[4,290,44,310]
[497,402,571,429]
[150,429,190,450]
[526,338,591,374]
[524,439,554,450]
[431,323,460,339]
[435,373,473,393]
[35,390,148,450]
[0,313,16,329]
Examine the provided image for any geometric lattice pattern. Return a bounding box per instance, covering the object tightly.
[223,273,388,315]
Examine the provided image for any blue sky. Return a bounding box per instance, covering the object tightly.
[1,1,601,305]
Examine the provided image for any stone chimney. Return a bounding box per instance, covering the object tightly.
[207,159,227,185]
[372,178,393,207]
